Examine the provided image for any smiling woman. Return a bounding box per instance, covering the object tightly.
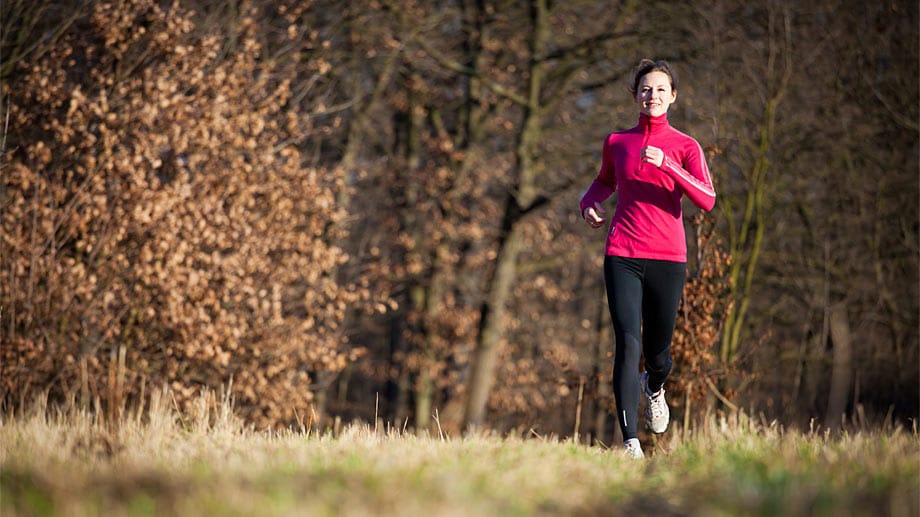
[633,66,677,118]
[579,58,716,459]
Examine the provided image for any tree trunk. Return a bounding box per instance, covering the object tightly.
[718,4,792,364]
[461,0,550,431]
[389,311,411,425]
[592,292,611,445]
[824,303,852,430]
[463,220,524,429]
[414,372,433,435]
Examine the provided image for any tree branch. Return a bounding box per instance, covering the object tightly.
[538,29,637,63]
[412,34,530,107]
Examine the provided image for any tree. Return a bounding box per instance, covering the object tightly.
[445,0,641,430]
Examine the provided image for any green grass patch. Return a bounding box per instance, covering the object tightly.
[1,400,917,516]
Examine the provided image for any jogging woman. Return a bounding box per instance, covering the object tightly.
[580,59,716,459]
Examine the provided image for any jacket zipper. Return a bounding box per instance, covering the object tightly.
[638,120,651,175]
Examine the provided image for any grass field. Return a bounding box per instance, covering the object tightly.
[1,392,918,516]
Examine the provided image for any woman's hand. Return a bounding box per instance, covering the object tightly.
[640,145,664,167]
[583,201,606,229]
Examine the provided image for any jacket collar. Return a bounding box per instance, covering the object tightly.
[638,112,670,133]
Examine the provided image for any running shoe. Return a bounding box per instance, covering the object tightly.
[623,438,644,459]
[641,371,669,433]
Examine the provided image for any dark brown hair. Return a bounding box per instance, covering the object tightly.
[628,59,678,95]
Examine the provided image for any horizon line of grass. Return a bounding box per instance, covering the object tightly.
[2,388,918,516]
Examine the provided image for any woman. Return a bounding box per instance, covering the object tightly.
[580,59,716,459]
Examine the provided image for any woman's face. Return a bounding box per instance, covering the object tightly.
[634,70,676,117]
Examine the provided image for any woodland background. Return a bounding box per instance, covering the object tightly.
[1,0,917,444]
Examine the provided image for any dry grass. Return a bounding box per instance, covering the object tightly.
[2,390,918,516]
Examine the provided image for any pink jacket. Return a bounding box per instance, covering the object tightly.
[580,113,716,261]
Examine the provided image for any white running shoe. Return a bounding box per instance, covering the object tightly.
[641,371,669,434]
[623,438,644,459]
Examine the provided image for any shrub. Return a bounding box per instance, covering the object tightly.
[1,0,365,426]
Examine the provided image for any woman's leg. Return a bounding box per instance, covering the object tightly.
[640,260,687,394]
[604,256,644,440]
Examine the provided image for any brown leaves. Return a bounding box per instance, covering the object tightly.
[669,214,736,415]
[0,0,372,428]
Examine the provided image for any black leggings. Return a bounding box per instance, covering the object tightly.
[604,256,686,440]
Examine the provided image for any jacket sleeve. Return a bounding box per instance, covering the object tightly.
[579,134,617,216]
[660,139,716,211]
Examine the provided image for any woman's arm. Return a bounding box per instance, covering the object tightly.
[660,140,716,211]
[579,134,618,217]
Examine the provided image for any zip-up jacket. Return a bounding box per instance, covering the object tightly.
[579,113,716,261]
